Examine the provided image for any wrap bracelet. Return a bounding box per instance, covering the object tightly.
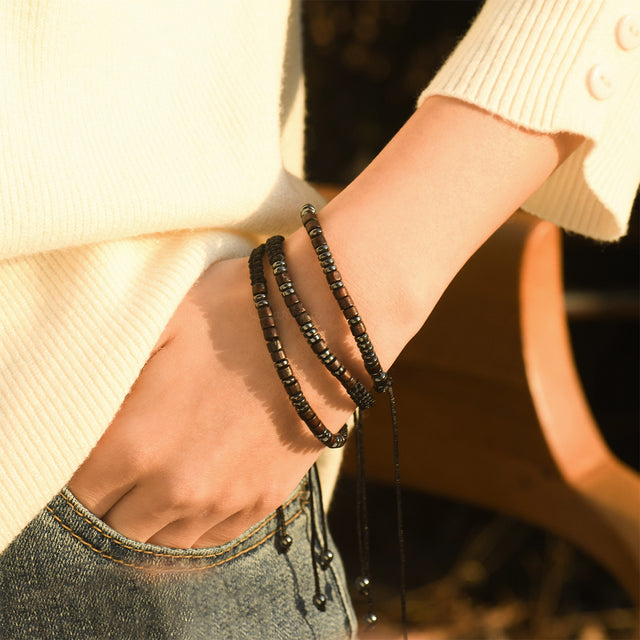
[299,203,407,638]
[299,203,391,393]
[249,243,348,449]
[265,234,375,411]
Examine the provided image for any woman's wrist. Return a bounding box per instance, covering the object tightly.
[286,97,583,375]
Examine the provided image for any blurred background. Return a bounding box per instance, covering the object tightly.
[301,2,639,638]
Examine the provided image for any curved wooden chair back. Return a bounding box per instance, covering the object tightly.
[341,212,640,602]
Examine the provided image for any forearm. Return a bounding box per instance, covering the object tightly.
[282,96,581,393]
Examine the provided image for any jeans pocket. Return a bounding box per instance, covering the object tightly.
[1,478,355,640]
[48,483,309,570]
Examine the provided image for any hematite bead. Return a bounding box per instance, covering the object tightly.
[357,576,371,595]
[363,612,377,626]
[287,382,302,395]
[328,361,342,374]
[309,415,321,427]
[320,351,335,364]
[333,432,348,448]
[277,533,293,553]
[311,339,327,354]
[313,593,327,611]
[318,549,334,569]
[263,327,278,340]
[296,312,312,326]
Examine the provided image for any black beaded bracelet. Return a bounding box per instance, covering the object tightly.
[249,244,348,449]
[299,203,407,636]
[299,203,391,393]
[265,235,375,411]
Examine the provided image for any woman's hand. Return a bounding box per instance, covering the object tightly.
[67,254,357,549]
[67,97,582,551]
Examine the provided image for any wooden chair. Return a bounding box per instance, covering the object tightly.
[340,211,640,603]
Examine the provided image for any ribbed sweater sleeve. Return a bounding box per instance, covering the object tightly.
[419,0,640,241]
[0,0,322,553]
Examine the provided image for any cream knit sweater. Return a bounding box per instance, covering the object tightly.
[1,0,638,553]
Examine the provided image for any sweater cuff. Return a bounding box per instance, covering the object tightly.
[418,0,640,240]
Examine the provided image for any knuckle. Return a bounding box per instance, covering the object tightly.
[162,490,194,513]
[158,478,211,515]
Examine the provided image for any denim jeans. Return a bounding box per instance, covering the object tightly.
[0,476,357,639]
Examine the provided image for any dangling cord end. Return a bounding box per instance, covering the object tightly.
[354,407,377,629]
[388,383,408,640]
[308,468,327,611]
[311,463,334,571]
[276,506,293,554]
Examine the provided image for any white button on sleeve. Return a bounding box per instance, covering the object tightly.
[616,14,640,51]
[587,64,615,100]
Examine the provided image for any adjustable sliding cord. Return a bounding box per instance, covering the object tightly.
[389,384,407,639]
[354,407,376,625]
[308,467,327,611]
[300,203,408,638]
[311,463,335,570]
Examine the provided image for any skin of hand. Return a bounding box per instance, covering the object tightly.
[67,254,357,549]
[67,97,582,549]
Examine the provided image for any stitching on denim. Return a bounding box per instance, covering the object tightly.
[45,505,304,572]
[56,486,303,560]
